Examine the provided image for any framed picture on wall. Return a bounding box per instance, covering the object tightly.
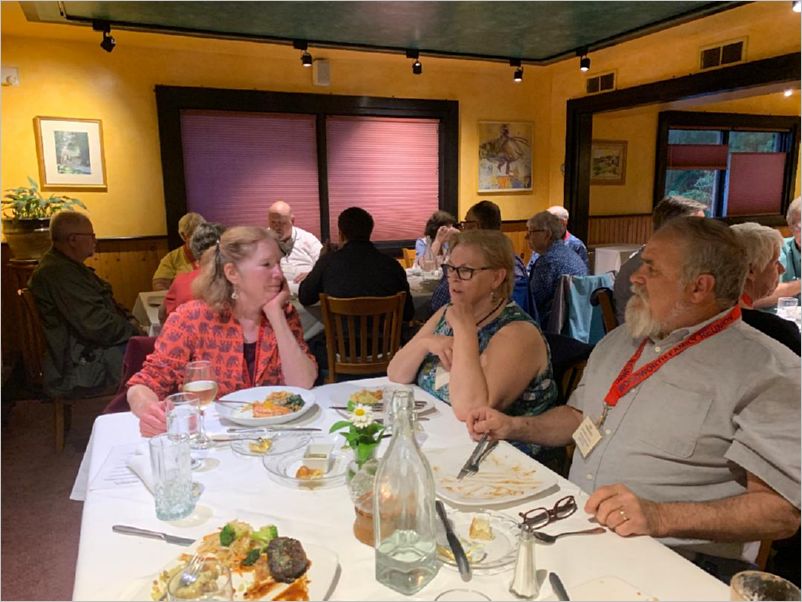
[34,116,107,191]
[590,139,627,185]
[478,121,533,192]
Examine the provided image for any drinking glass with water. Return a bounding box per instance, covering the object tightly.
[149,434,195,521]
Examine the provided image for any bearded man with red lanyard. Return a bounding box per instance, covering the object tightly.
[468,217,800,582]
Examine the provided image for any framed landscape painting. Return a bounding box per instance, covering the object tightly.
[34,116,107,191]
[478,121,532,192]
[590,139,627,185]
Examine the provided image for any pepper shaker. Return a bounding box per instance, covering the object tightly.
[510,522,540,599]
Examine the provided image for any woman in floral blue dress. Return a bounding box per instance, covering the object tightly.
[388,230,557,456]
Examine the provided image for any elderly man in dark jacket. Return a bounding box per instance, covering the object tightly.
[28,211,142,398]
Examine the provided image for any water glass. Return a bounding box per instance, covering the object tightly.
[166,392,201,445]
[730,570,800,601]
[149,434,195,521]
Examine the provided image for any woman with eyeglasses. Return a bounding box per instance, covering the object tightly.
[388,229,557,456]
[126,226,317,437]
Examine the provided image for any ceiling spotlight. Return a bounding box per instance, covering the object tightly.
[784,89,794,97]
[793,1,801,13]
[93,20,116,53]
[510,59,523,83]
[293,40,313,68]
[577,48,591,72]
[407,49,422,75]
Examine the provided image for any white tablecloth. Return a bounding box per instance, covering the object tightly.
[71,377,729,601]
[593,244,642,276]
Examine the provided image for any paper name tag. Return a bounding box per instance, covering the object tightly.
[573,415,602,458]
[434,365,450,390]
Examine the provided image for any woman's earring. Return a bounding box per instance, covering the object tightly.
[490,289,497,303]
[231,286,239,300]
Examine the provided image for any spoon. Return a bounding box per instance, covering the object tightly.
[532,526,606,544]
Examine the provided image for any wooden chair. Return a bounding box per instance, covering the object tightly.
[16,288,111,451]
[402,248,417,269]
[590,286,619,334]
[319,292,406,384]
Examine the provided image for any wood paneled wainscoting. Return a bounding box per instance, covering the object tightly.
[2,237,169,371]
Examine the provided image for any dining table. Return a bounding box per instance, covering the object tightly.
[70,376,730,601]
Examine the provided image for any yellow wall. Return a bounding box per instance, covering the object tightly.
[2,1,800,237]
[549,1,801,214]
[590,89,802,216]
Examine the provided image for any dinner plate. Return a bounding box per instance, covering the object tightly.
[229,432,312,457]
[436,509,519,573]
[329,385,435,418]
[428,444,556,507]
[123,533,339,601]
[262,442,350,490]
[217,386,317,427]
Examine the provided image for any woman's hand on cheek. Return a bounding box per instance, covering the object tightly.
[263,277,291,318]
[445,301,474,332]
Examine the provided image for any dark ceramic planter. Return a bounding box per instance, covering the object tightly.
[2,218,51,260]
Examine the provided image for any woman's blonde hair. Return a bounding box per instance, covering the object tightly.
[192,226,278,312]
[449,229,514,300]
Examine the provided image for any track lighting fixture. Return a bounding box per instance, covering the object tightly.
[577,49,591,72]
[794,1,801,13]
[93,20,116,53]
[293,40,313,68]
[510,59,523,83]
[406,49,422,75]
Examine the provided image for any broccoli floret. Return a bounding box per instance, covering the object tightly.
[252,524,278,545]
[219,520,251,546]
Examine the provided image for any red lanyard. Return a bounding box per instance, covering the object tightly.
[604,306,741,407]
[740,292,753,308]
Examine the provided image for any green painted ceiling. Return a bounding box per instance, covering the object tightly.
[22,1,745,64]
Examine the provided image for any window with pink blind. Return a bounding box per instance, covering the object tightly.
[326,116,440,242]
[180,110,321,237]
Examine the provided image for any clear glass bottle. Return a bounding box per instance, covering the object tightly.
[420,241,437,273]
[373,390,439,595]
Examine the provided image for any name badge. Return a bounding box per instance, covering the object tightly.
[434,365,450,390]
[573,415,603,458]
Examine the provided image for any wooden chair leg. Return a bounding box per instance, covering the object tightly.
[64,402,73,434]
[53,399,65,453]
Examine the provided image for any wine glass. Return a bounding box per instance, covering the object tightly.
[166,556,234,601]
[183,361,218,449]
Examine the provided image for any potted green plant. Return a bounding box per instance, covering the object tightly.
[3,176,87,260]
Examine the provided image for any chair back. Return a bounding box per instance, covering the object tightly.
[542,332,594,403]
[546,273,614,344]
[16,288,47,388]
[590,286,619,334]
[402,248,416,269]
[103,335,157,414]
[319,292,406,383]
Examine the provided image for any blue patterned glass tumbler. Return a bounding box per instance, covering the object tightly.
[149,433,195,521]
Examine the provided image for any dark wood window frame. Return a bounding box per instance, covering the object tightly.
[654,110,800,224]
[155,85,459,250]
[564,52,801,242]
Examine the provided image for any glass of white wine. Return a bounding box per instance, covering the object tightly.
[183,361,218,449]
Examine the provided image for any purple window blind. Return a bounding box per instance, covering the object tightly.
[725,152,787,216]
[326,116,440,242]
[180,110,321,237]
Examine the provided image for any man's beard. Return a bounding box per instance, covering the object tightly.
[625,284,690,340]
[625,285,662,339]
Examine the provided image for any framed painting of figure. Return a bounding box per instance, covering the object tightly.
[478,121,532,192]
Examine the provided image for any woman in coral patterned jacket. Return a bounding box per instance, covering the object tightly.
[128,226,317,436]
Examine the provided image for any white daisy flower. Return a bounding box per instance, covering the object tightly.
[351,404,374,428]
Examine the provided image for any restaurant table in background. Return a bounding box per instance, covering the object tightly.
[131,290,167,336]
[593,244,642,276]
[71,377,730,601]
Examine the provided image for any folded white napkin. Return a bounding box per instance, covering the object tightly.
[126,442,154,494]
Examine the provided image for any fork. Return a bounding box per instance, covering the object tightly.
[178,553,204,587]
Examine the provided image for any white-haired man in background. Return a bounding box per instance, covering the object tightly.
[267,201,322,284]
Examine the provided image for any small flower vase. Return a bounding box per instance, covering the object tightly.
[346,445,379,547]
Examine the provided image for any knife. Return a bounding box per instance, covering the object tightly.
[435,500,472,582]
[224,427,321,433]
[457,433,489,480]
[549,572,571,601]
[112,524,195,546]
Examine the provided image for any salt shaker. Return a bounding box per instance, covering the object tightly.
[510,522,540,599]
